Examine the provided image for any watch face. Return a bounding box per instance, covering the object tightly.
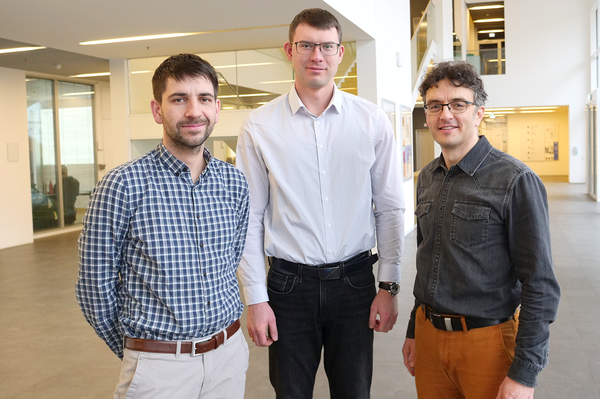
[390,283,400,295]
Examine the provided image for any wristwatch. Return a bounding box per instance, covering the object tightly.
[378,282,400,296]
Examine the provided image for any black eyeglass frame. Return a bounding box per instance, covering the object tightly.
[293,41,341,56]
[423,101,475,115]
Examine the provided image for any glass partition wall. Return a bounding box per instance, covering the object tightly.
[27,78,96,232]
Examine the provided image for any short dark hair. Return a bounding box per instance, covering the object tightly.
[289,8,342,44]
[419,61,488,107]
[152,54,219,103]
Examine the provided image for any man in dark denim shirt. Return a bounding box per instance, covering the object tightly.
[402,61,560,399]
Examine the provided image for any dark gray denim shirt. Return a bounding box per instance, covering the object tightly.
[407,136,560,387]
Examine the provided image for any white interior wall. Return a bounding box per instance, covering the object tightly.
[0,67,34,249]
[327,0,416,234]
[481,0,589,183]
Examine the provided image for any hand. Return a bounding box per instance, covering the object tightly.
[246,302,278,347]
[369,288,398,332]
[402,338,416,376]
[496,377,535,399]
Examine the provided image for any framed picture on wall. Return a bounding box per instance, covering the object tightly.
[400,105,413,181]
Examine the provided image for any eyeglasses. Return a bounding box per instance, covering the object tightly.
[294,41,340,56]
[424,101,475,116]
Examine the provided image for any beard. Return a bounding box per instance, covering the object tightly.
[164,117,216,154]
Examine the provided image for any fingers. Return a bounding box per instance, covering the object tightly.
[370,290,399,332]
[247,302,278,347]
[402,338,416,376]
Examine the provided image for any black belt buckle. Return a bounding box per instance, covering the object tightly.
[319,267,341,280]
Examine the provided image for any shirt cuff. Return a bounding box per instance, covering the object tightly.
[243,283,269,306]
[507,356,542,388]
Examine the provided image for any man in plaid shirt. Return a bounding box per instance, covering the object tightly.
[76,54,250,399]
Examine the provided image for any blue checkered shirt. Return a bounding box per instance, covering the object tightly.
[76,142,250,358]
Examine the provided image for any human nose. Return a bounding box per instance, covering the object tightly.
[185,100,203,119]
[309,45,325,59]
[439,104,454,118]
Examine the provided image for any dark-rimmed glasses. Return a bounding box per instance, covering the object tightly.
[294,41,340,56]
[424,101,475,116]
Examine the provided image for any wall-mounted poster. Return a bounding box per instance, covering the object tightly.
[400,105,413,181]
[520,124,559,161]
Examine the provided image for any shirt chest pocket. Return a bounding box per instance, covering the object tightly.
[450,202,491,248]
[415,201,433,239]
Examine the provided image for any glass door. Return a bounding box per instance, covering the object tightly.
[27,77,96,231]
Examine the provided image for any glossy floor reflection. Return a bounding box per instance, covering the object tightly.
[0,182,598,398]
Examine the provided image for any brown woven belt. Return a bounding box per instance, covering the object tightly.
[124,319,240,356]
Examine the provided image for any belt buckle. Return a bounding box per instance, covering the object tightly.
[191,334,214,356]
[429,309,454,332]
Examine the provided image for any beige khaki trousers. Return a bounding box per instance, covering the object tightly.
[114,329,249,399]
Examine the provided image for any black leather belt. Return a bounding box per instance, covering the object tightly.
[269,250,378,280]
[424,306,513,332]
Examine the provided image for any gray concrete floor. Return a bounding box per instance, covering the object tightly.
[0,182,599,398]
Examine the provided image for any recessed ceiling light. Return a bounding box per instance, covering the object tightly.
[80,24,288,46]
[469,5,504,10]
[473,18,505,23]
[0,46,46,54]
[69,72,111,78]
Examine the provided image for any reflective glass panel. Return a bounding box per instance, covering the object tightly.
[58,81,95,226]
[27,78,59,231]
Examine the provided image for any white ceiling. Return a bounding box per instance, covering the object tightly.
[0,0,372,80]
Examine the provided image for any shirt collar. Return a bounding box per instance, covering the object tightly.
[427,136,493,176]
[155,140,214,177]
[456,135,493,176]
[288,84,342,116]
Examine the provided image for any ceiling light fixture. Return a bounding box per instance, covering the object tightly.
[521,110,556,113]
[80,33,197,46]
[469,5,504,10]
[218,93,273,98]
[520,107,560,110]
[473,18,505,23]
[70,72,111,78]
[479,29,505,33]
[80,24,288,46]
[0,46,46,54]
[214,62,277,69]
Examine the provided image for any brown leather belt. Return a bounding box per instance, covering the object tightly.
[124,319,240,356]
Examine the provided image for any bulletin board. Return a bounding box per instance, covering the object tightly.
[520,124,559,161]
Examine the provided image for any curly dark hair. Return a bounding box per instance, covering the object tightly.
[152,54,219,103]
[419,61,488,107]
[289,8,342,44]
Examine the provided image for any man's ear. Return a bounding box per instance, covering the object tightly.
[284,42,293,62]
[150,99,163,124]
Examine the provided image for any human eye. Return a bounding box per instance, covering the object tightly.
[298,42,313,50]
[450,101,467,110]
[322,43,336,50]
[428,104,442,111]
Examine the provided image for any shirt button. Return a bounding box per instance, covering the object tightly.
[200,243,204,248]
[207,301,211,306]
[327,223,332,228]
[325,197,329,201]
[322,171,326,175]
[319,144,324,149]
